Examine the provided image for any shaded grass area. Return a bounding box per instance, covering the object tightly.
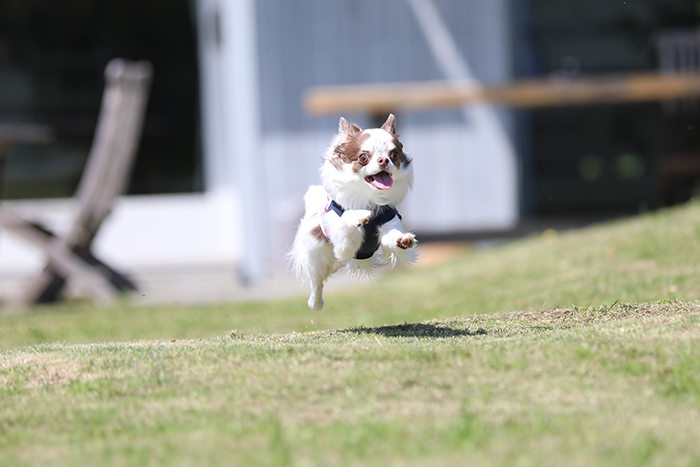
[2,201,700,465]
[2,200,700,350]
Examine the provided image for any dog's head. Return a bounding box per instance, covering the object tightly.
[321,114,413,209]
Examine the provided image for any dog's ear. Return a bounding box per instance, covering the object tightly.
[339,117,361,139]
[381,114,396,134]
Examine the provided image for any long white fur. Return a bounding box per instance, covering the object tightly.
[288,115,417,310]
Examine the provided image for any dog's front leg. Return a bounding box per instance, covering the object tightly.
[322,209,371,261]
[379,216,417,265]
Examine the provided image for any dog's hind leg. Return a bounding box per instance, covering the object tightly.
[301,237,338,311]
[307,256,346,310]
[306,252,337,311]
[308,280,325,311]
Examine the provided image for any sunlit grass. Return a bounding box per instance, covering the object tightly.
[3,201,700,350]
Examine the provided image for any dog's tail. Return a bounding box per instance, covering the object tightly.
[287,230,307,283]
[287,185,331,283]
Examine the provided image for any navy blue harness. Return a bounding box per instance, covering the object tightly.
[326,200,402,260]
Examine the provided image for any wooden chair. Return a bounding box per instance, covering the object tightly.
[0,58,153,307]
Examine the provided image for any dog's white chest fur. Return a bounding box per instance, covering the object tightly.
[288,114,417,310]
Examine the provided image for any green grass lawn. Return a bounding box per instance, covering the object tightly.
[2,201,700,466]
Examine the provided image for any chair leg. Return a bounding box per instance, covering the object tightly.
[74,245,138,291]
[23,248,137,306]
[0,215,118,308]
[19,267,69,305]
[33,270,67,304]
[7,220,137,305]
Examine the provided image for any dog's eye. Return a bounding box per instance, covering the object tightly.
[358,153,370,165]
[390,149,399,161]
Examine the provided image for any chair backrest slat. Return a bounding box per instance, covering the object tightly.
[69,58,153,245]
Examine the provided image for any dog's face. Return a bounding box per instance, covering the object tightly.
[321,114,413,209]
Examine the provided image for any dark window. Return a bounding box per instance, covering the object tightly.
[527,0,700,214]
[0,0,201,199]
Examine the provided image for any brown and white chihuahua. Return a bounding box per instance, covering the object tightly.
[288,114,417,310]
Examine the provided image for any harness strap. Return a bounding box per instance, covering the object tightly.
[324,198,401,260]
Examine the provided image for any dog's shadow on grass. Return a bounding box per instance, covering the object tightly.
[345,322,487,338]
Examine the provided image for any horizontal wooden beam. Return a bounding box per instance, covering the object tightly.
[0,123,55,145]
[304,72,700,116]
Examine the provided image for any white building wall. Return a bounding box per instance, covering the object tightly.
[193,0,267,281]
[258,0,519,259]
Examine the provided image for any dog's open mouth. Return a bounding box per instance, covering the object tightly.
[365,171,393,190]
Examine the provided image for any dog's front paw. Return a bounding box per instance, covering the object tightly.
[346,209,372,227]
[358,215,371,227]
[396,233,416,250]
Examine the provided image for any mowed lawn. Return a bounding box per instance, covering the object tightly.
[1,201,700,466]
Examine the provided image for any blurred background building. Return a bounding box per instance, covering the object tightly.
[0,0,699,302]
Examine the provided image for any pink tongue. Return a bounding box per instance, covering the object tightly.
[370,172,393,190]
